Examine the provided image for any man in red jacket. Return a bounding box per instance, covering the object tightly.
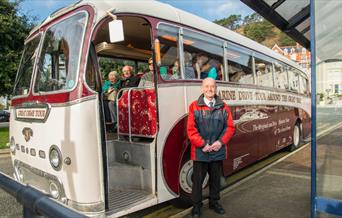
[187,78,235,218]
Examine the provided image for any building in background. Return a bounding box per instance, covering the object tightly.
[272,43,311,72]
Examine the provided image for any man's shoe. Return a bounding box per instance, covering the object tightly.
[191,206,201,218]
[209,203,225,215]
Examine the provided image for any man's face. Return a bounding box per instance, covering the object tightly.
[122,66,131,78]
[201,78,216,100]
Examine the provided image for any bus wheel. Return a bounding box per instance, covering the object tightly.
[289,123,301,151]
[176,154,209,207]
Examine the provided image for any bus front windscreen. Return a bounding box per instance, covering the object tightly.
[13,35,41,96]
[34,12,87,93]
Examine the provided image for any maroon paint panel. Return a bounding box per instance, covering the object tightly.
[12,5,95,107]
[162,116,188,194]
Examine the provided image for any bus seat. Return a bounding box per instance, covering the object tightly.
[118,88,157,137]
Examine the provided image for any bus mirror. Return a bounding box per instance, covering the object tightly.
[154,38,161,66]
[108,20,124,43]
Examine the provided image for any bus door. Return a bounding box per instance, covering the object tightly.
[91,15,158,214]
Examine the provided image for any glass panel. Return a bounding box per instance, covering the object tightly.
[13,35,41,96]
[299,75,308,95]
[157,24,180,80]
[254,54,273,88]
[183,29,224,80]
[34,12,87,92]
[274,61,288,89]
[316,0,342,205]
[276,0,309,20]
[227,43,253,84]
[288,67,299,92]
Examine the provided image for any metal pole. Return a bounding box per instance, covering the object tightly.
[310,0,317,217]
[0,172,86,218]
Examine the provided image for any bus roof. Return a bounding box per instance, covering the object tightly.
[30,0,307,78]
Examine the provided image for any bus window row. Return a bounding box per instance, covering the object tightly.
[157,23,309,95]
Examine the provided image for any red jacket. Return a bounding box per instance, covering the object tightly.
[187,94,235,161]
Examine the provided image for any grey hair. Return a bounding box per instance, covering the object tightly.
[108,71,118,79]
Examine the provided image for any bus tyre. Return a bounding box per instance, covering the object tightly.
[289,123,301,151]
[174,152,209,208]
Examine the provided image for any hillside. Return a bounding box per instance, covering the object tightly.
[214,13,295,48]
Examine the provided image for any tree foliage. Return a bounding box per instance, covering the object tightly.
[214,14,242,30]
[0,0,35,96]
[243,17,276,43]
[215,12,295,47]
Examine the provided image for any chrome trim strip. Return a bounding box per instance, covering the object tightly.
[67,199,105,213]
[50,95,97,107]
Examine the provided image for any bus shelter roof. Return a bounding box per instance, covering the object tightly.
[241,0,310,50]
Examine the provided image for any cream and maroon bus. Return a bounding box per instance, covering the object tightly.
[9,0,310,217]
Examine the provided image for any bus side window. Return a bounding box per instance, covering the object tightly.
[227,44,253,84]
[157,24,180,81]
[288,67,299,92]
[182,29,224,80]
[299,74,308,95]
[254,54,273,88]
[274,62,288,90]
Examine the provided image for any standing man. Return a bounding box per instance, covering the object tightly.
[187,78,235,218]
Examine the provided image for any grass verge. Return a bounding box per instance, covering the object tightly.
[0,127,9,149]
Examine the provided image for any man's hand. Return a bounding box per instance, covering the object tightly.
[202,144,211,152]
[210,141,222,152]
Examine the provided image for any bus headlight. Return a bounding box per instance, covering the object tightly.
[49,145,62,170]
[49,181,60,199]
[9,137,16,155]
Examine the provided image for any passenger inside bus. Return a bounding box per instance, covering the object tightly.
[102,71,120,132]
[121,65,140,88]
[138,57,154,87]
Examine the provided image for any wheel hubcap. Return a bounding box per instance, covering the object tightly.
[293,125,300,146]
[179,160,209,194]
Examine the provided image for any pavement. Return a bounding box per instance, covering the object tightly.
[173,123,342,218]
[175,144,311,218]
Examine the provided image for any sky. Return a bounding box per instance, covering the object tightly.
[18,0,254,23]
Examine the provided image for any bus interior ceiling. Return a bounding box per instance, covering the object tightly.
[94,16,151,61]
[93,16,155,213]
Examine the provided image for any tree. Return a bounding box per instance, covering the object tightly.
[0,0,35,96]
[278,32,296,46]
[243,19,275,43]
[214,14,242,30]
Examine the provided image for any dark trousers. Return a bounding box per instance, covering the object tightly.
[192,160,222,208]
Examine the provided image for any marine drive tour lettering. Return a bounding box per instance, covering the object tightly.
[218,89,302,104]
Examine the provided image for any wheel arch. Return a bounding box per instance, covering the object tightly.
[161,115,190,195]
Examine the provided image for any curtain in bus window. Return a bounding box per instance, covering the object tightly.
[34,12,87,92]
[182,29,224,80]
[254,54,274,88]
[288,67,299,92]
[157,24,180,80]
[227,44,253,84]
[14,35,41,96]
[274,62,288,90]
